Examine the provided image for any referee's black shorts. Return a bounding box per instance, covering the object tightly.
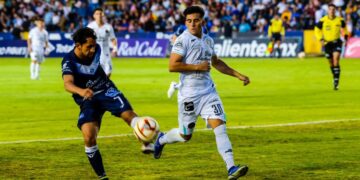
[272,33,282,41]
[324,39,343,59]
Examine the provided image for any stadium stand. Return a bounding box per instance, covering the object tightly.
[0,0,358,39]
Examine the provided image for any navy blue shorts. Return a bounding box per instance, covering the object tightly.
[74,87,133,129]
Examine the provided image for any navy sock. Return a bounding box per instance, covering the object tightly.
[277,48,281,58]
[333,66,340,80]
[85,145,107,178]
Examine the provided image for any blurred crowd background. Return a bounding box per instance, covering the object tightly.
[0,0,358,39]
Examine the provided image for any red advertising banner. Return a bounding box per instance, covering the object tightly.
[344,38,360,58]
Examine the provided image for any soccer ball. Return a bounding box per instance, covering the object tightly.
[134,117,160,143]
[297,52,306,59]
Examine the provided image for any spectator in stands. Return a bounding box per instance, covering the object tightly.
[239,15,251,33]
[346,14,353,37]
[223,20,233,38]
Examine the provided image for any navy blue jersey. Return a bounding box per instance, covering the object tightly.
[61,44,115,100]
[175,25,209,37]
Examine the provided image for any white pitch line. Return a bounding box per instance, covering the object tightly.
[1,118,359,145]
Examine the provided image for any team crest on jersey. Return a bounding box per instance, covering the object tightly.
[175,41,183,48]
[105,87,120,97]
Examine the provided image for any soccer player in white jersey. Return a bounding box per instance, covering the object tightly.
[87,8,117,77]
[167,25,209,98]
[154,6,250,179]
[27,17,49,80]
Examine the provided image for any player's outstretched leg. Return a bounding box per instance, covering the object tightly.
[128,115,155,154]
[154,128,187,159]
[167,81,178,98]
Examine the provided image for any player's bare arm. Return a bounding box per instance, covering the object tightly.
[27,38,32,52]
[211,55,250,86]
[111,38,117,57]
[63,74,93,99]
[45,41,49,51]
[169,53,210,72]
[170,35,177,44]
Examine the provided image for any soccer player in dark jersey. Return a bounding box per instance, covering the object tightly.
[61,28,153,179]
[268,14,285,58]
[315,4,348,90]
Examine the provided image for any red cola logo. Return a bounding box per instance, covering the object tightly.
[118,40,166,57]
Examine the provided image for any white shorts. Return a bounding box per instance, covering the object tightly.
[177,91,226,135]
[100,53,112,75]
[30,51,45,63]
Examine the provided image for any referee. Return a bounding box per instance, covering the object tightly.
[268,14,285,58]
[315,4,349,90]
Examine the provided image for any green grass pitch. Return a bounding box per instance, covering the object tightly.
[0,57,359,179]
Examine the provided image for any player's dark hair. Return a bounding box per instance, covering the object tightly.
[183,6,205,18]
[328,3,336,8]
[93,7,103,14]
[72,27,97,44]
[33,16,44,22]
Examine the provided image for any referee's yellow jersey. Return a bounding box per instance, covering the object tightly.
[315,15,348,42]
[268,18,285,37]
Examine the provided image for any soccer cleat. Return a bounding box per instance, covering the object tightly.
[167,81,178,98]
[228,165,248,180]
[99,175,109,180]
[153,132,165,159]
[141,143,154,154]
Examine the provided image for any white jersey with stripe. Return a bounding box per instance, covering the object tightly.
[87,21,116,56]
[29,27,48,53]
[171,30,216,98]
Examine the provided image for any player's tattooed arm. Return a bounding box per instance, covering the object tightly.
[211,55,250,86]
[63,75,94,99]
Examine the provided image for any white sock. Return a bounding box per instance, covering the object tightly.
[85,145,99,158]
[85,145,99,153]
[130,116,142,129]
[159,128,186,145]
[30,62,35,78]
[174,83,180,89]
[34,63,40,79]
[214,124,235,170]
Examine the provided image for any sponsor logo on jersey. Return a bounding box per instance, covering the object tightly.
[175,41,183,48]
[184,102,194,111]
[62,62,72,73]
